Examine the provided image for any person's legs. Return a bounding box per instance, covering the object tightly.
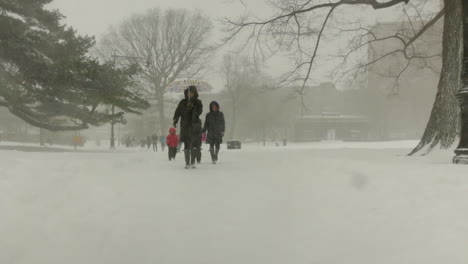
[190,138,199,166]
[195,140,202,163]
[214,142,221,161]
[184,140,192,167]
[191,147,197,166]
[209,142,216,163]
[196,146,202,163]
[173,147,177,159]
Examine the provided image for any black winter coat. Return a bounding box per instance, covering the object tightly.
[173,88,203,142]
[203,101,225,144]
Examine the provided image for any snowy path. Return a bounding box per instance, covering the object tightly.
[0,142,467,264]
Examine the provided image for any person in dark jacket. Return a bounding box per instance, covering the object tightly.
[151,133,158,152]
[173,86,203,169]
[146,136,152,150]
[203,101,225,164]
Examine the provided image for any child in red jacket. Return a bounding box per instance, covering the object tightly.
[166,127,179,161]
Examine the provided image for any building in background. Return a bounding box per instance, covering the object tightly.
[364,20,442,140]
[294,113,370,142]
[293,18,442,142]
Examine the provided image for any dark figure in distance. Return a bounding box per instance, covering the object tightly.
[125,136,131,148]
[151,133,158,152]
[146,136,152,150]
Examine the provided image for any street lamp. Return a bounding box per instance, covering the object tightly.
[109,50,151,149]
[110,104,116,149]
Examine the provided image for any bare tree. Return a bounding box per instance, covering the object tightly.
[221,54,266,139]
[219,55,295,142]
[334,2,443,94]
[99,8,214,127]
[224,0,466,154]
[410,0,462,154]
[224,0,409,111]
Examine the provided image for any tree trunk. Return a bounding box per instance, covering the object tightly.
[158,92,166,131]
[410,0,463,155]
[110,105,115,149]
[452,0,468,163]
[153,82,166,133]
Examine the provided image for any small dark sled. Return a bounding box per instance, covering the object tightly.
[227,140,242,150]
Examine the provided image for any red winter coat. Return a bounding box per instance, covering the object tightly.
[166,134,179,148]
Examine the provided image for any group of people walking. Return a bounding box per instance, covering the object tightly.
[172,86,225,169]
[144,134,166,152]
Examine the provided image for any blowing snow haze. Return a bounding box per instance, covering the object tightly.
[1,0,466,264]
[48,0,288,88]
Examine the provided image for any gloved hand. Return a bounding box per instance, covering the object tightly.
[220,132,224,137]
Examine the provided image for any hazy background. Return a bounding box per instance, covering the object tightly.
[0,0,443,147]
[48,0,442,89]
[48,0,275,89]
[48,0,381,89]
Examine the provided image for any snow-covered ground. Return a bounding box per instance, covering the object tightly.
[0,141,467,264]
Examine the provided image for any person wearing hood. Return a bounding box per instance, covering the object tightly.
[203,101,225,164]
[173,86,203,169]
[166,127,179,161]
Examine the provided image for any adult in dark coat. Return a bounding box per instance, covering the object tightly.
[203,101,225,164]
[173,86,203,168]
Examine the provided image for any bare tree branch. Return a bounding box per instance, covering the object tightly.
[98,8,214,126]
[333,5,444,90]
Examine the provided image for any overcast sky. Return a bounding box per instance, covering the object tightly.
[49,0,278,89]
[47,0,442,90]
[49,0,272,37]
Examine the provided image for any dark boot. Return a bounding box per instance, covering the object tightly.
[184,150,190,169]
[215,149,219,162]
[191,148,197,168]
[196,148,202,164]
[210,149,216,164]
